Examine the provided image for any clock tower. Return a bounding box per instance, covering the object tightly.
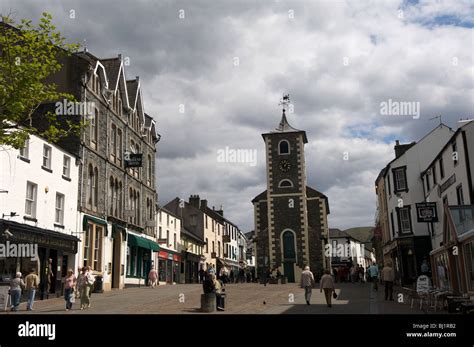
[252,96,330,283]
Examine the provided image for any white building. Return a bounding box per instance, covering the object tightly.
[422,121,474,248]
[382,124,454,286]
[156,207,182,284]
[0,134,80,299]
[328,228,375,276]
[421,121,474,294]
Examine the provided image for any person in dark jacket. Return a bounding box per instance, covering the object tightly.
[202,272,215,294]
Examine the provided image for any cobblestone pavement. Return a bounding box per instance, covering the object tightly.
[1,282,447,314]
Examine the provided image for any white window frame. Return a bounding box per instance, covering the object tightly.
[55,192,65,225]
[25,181,37,218]
[63,155,71,178]
[42,145,52,169]
[19,139,29,159]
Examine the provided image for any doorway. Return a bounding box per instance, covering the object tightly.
[282,230,296,283]
[112,230,122,289]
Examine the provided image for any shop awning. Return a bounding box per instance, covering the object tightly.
[82,215,108,231]
[127,234,160,251]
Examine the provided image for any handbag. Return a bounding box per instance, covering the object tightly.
[332,291,338,299]
[69,293,75,303]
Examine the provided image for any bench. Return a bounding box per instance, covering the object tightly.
[201,293,216,312]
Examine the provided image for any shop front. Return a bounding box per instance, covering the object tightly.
[125,233,160,286]
[182,251,200,284]
[158,249,181,284]
[430,205,474,295]
[0,220,79,300]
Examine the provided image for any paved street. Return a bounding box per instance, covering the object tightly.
[1,282,446,314]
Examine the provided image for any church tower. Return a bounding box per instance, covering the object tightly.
[252,95,330,283]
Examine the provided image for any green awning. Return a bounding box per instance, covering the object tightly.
[127,234,160,251]
[83,215,108,231]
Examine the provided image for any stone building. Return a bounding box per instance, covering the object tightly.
[252,105,329,283]
[40,51,159,290]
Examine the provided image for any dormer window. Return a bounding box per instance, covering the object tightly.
[279,140,290,155]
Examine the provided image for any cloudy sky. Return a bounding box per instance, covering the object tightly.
[2,0,473,232]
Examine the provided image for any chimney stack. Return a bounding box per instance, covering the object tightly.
[200,200,208,209]
[188,195,200,209]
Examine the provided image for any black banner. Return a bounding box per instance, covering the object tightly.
[0,314,471,346]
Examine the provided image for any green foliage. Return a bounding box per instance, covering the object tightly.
[0,12,82,149]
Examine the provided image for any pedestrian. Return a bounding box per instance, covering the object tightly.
[381,261,395,301]
[78,267,92,310]
[45,258,53,296]
[421,258,430,276]
[148,266,158,288]
[359,266,365,283]
[25,268,40,311]
[300,266,316,305]
[86,266,94,299]
[202,272,215,294]
[350,265,358,283]
[320,269,336,307]
[64,269,76,311]
[208,264,216,276]
[368,263,379,291]
[213,274,225,311]
[75,266,82,299]
[9,272,25,312]
[229,269,234,283]
[199,268,205,284]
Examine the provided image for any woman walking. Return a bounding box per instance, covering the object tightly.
[77,267,91,310]
[148,266,158,288]
[64,269,76,311]
[320,269,336,308]
[9,272,25,311]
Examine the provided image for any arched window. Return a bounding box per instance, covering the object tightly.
[147,154,152,186]
[278,179,294,188]
[279,140,290,155]
[118,182,123,218]
[93,167,99,209]
[114,178,119,217]
[87,164,94,208]
[136,192,140,224]
[109,177,114,215]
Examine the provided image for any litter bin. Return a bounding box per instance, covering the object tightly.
[93,275,104,293]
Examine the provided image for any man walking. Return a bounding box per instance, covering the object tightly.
[382,261,395,300]
[300,266,315,305]
[368,263,379,291]
[25,268,40,311]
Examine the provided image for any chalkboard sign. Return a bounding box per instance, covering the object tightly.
[416,275,431,294]
[0,286,10,311]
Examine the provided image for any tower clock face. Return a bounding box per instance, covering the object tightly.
[279,160,291,172]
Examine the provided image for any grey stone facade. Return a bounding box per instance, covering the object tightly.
[252,111,329,282]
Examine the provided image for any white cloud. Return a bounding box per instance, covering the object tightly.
[2,0,472,232]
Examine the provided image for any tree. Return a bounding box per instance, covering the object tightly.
[0,12,82,149]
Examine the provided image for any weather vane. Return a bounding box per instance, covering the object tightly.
[279,94,290,112]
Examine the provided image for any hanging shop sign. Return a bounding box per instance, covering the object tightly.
[416,202,438,223]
